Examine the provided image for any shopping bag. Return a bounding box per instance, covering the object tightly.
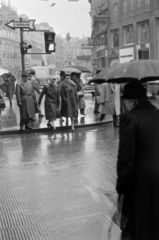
[102,195,126,240]
[77,91,84,98]
[102,214,121,240]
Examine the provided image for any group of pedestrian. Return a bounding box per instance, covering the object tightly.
[15,70,86,132]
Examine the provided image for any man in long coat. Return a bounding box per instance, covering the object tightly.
[16,72,35,130]
[99,82,120,126]
[116,81,159,240]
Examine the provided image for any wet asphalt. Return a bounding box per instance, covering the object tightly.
[0,95,159,239]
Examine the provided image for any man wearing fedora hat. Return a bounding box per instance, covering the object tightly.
[16,72,35,131]
[116,81,159,240]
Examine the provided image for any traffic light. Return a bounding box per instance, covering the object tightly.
[44,31,56,53]
[21,42,32,54]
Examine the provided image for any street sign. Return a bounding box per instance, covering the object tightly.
[81,44,93,49]
[5,19,35,30]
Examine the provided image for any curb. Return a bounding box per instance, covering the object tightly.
[0,120,113,136]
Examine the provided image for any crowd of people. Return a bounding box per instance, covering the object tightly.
[0,70,87,131]
[0,68,127,129]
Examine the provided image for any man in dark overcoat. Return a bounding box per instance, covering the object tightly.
[116,81,159,240]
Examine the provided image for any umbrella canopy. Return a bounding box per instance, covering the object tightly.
[90,60,159,84]
[67,65,91,73]
[1,73,16,83]
[63,67,82,74]
[0,68,9,76]
[89,64,119,84]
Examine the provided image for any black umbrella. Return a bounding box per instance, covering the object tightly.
[89,60,159,84]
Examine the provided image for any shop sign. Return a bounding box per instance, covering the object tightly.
[119,47,134,63]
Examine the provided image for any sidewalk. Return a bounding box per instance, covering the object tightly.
[0,94,113,135]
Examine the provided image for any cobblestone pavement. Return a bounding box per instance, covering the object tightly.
[0,125,119,240]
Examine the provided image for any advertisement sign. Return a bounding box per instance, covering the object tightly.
[119,47,134,63]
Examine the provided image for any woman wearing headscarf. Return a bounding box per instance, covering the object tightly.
[60,74,78,131]
[38,77,60,130]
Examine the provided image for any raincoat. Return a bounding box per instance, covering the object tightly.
[38,83,60,121]
[60,79,78,118]
[16,80,35,119]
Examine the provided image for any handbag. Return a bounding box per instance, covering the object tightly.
[0,96,6,109]
[77,90,84,98]
[102,194,129,240]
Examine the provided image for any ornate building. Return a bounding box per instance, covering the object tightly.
[0,1,21,74]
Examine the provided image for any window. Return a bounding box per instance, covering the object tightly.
[157,19,159,60]
[138,21,149,43]
[137,0,142,14]
[145,0,150,11]
[123,25,134,45]
[130,0,135,15]
[110,29,119,48]
[113,3,118,22]
[123,0,127,18]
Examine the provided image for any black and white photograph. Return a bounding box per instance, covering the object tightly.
[0,0,159,240]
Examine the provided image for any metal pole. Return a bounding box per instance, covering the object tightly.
[20,17,25,72]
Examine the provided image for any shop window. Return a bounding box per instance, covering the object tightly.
[145,0,150,11]
[123,0,128,18]
[123,25,134,45]
[138,21,149,43]
[113,3,118,22]
[137,0,142,14]
[130,0,135,15]
[110,29,119,48]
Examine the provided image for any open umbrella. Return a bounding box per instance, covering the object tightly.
[0,68,9,76]
[89,64,119,84]
[67,65,91,73]
[90,60,159,84]
[1,73,16,83]
[63,67,82,74]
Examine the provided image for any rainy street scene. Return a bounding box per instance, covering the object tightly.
[1,0,159,240]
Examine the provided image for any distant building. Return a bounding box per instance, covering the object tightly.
[88,0,159,72]
[64,35,92,70]
[0,1,21,74]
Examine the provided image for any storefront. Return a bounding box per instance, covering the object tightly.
[108,49,119,67]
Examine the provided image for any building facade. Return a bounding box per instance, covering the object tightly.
[88,0,159,71]
[0,1,21,74]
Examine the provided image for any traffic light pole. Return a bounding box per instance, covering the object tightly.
[20,18,25,72]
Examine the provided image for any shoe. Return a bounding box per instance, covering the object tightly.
[47,123,53,128]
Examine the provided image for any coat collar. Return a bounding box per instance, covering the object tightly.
[133,99,157,111]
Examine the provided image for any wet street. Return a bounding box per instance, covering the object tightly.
[0,125,119,240]
[1,96,159,239]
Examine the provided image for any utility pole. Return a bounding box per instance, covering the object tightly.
[20,17,25,72]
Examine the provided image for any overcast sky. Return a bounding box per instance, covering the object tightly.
[9,0,92,38]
